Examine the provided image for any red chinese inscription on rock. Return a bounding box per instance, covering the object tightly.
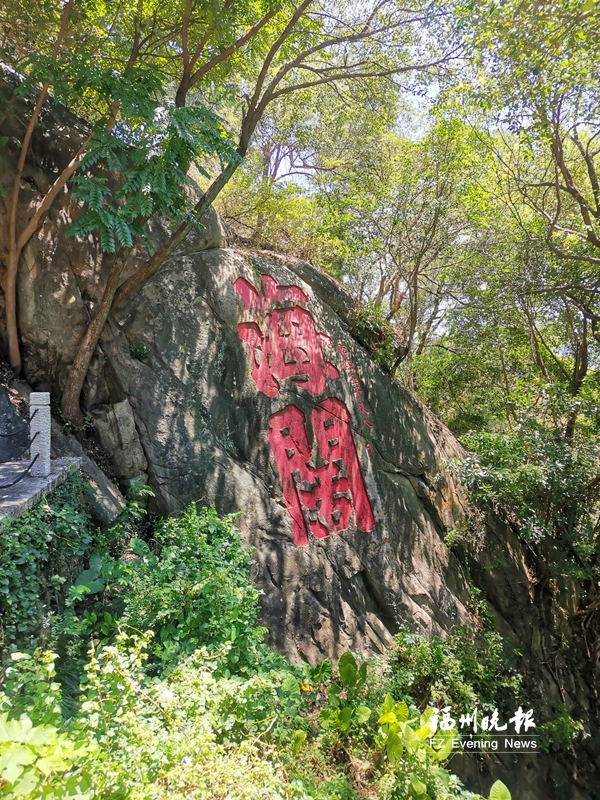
[268,399,375,546]
[234,276,339,398]
[234,274,375,546]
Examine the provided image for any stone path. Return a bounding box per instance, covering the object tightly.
[0,457,81,520]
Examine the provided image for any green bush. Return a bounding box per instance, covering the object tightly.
[447,386,600,584]
[538,704,583,753]
[0,638,502,800]
[456,414,600,548]
[118,504,270,672]
[0,491,519,800]
[387,627,522,718]
[0,491,517,800]
[0,473,94,655]
[349,303,404,374]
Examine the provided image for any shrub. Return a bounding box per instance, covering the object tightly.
[386,627,522,718]
[0,473,93,655]
[118,505,270,672]
[349,303,405,373]
[0,494,515,800]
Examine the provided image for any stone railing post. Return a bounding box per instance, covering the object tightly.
[30,392,51,477]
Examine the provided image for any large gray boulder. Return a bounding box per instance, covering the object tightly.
[92,248,471,662]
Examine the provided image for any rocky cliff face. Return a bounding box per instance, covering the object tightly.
[1,71,598,798]
[94,248,474,663]
[8,223,474,660]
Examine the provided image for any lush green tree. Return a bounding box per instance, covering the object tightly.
[316,119,490,385]
[220,108,490,386]
[411,147,600,579]
[0,0,453,424]
[215,80,400,261]
[215,89,348,260]
[444,0,600,387]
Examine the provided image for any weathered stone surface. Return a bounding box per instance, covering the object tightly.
[89,246,472,663]
[0,386,28,461]
[49,419,126,526]
[172,205,227,255]
[92,399,148,481]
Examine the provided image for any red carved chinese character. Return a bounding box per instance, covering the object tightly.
[234,274,308,314]
[234,277,339,397]
[268,398,375,546]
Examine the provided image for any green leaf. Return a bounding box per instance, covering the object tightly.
[83,579,105,594]
[74,568,105,592]
[0,747,35,780]
[378,711,397,725]
[355,705,372,724]
[489,781,512,800]
[357,661,368,687]
[432,767,450,786]
[394,700,409,722]
[88,552,104,573]
[338,706,353,731]
[292,729,306,755]
[319,708,338,729]
[12,767,40,796]
[0,714,22,742]
[382,693,394,715]
[386,730,403,765]
[114,215,134,248]
[130,538,151,557]
[409,772,427,796]
[339,663,357,689]
[434,730,455,761]
[36,752,72,775]
[404,723,419,753]
[338,652,357,670]
[281,675,301,696]
[0,760,24,784]
[25,725,57,746]
[338,652,358,689]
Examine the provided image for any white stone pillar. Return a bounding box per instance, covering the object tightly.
[30,392,51,477]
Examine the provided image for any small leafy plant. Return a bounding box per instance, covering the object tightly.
[319,652,373,736]
[350,302,405,374]
[0,711,94,798]
[52,401,94,435]
[538,704,583,753]
[129,343,150,361]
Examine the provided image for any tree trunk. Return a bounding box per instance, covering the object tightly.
[3,247,21,374]
[175,74,190,108]
[60,252,129,426]
[3,0,76,374]
[114,160,239,307]
[60,159,241,425]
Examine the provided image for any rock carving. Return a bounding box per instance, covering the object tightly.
[234,275,340,397]
[268,399,375,546]
[234,274,375,545]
